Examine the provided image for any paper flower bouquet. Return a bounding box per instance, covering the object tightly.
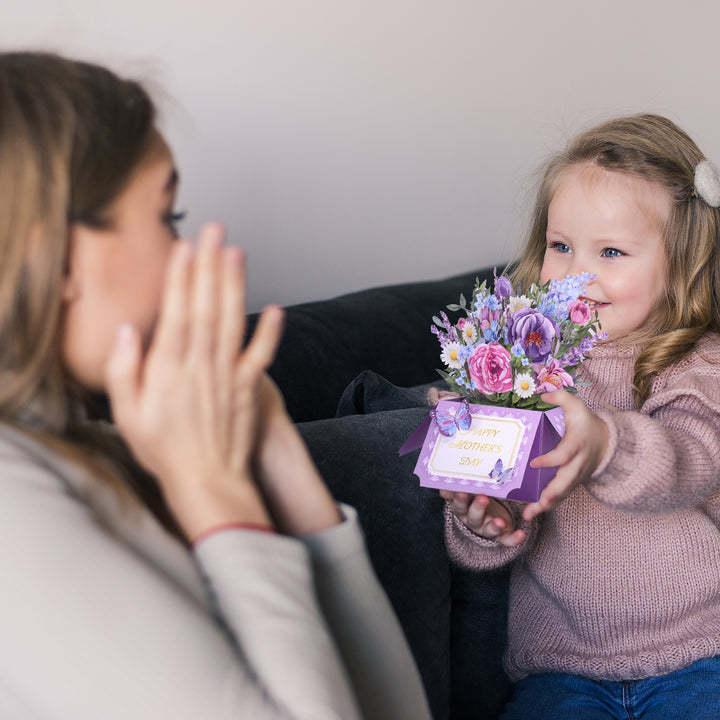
[400,272,604,502]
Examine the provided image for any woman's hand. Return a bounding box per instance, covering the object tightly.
[251,374,343,536]
[440,491,526,546]
[522,390,609,522]
[104,223,284,540]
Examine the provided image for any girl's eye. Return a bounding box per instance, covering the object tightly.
[549,241,571,254]
[601,247,624,258]
[163,209,186,237]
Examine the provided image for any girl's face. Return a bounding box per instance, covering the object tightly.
[540,163,672,341]
[61,136,182,391]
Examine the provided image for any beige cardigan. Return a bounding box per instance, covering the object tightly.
[0,422,431,719]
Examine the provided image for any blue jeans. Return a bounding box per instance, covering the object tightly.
[499,656,720,720]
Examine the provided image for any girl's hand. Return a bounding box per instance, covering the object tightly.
[104,223,284,540]
[440,491,526,547]
[522,390,609,522]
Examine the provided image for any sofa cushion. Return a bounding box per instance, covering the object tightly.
[332,371,514,720]
[247,267,495,423]
[297,407,451,720]
[336,369,440,417]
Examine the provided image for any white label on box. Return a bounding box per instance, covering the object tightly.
[427,414,525,481]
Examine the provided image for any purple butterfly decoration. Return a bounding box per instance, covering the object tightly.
[488,458,514,483]
[432,399,472,437]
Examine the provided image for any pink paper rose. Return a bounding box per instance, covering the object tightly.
[535,358,574,393]
[468,342,513,394]
[568,300,591,325]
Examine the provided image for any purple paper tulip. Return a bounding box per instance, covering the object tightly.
[494,275,513,298]
[507,308,558,362]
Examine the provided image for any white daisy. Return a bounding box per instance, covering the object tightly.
[461,323,478,344]
[441,342,464,370]
[513,372,536,399]
[508,295,532,314]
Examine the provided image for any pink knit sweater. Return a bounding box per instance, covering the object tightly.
[444,333,720,682]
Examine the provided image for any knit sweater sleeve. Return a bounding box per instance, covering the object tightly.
[443,499,539,571]
[586,343,720,514]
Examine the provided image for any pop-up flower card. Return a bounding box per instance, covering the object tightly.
[399,271,604,502]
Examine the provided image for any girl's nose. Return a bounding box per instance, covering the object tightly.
[566,255,591,279]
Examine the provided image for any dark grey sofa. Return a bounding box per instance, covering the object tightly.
[247,267,514,720]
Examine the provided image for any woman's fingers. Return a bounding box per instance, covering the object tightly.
[217,246,246,378]
[189,223,224,360]
[237,305,285,384]
[105,323,142,431]
[151,239,192,359]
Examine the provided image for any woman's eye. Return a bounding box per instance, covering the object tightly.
[163,209,186,237]
[549,241,571,254]
[601,247,623,258]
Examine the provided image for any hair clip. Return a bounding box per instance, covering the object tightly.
[693,159,720,207]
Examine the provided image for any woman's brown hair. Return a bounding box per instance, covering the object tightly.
[0,52,180,537]
[511,114,720,406]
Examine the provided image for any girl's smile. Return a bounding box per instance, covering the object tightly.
[540,163,672,341]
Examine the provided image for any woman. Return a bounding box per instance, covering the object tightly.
[0,51,431,719]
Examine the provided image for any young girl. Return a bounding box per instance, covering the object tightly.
[0,52,431,719]
[442,114,720,719]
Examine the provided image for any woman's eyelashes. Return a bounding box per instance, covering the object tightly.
[163,209,186,237]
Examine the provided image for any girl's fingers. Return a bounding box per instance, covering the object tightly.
[540,390,580,410]
[530,437,577,469]
[216,246,246,376]
[523,454,586,521]
[466,495,490,529]
[497,529,526,547]
[448,492,472,516]
[151,239,192,359]
[189,223,224,359]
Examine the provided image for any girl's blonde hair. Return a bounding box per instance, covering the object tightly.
[511,113,720,406]
[0,52,181,537]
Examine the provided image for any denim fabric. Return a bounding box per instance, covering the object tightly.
[500,656,720,720]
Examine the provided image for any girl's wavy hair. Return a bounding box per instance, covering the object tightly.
[511,113,720,407]
[0,52,181,537]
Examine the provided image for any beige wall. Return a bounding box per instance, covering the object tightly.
[4,1,720,311]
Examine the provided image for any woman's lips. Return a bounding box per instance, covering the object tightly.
[578,295,610,309]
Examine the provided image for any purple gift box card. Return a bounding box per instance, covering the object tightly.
[399,399,565,502]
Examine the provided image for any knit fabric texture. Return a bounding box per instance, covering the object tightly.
[444,333,720,682]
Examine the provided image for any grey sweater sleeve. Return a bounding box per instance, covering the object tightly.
[300,505,432,720]
[0,447,428,719]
